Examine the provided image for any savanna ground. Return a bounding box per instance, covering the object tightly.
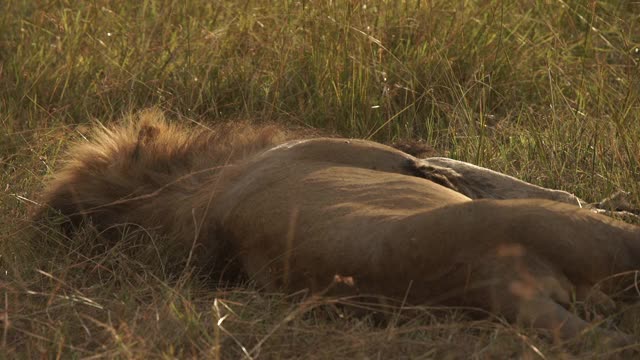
[2,0,640,358]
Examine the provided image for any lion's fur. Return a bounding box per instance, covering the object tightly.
[37,110,640,343]
[38,110,296,260]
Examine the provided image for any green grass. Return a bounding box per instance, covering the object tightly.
[2,0,640,358]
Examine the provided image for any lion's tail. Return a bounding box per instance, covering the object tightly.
[36,109,286,247]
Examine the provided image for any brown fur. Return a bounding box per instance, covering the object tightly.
[37,110,640,345]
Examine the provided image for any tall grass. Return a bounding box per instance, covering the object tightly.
[2,0,640,358]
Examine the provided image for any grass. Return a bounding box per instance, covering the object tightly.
[2,0,640,358]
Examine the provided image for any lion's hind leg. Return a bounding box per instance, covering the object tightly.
[463,244,631,347]
[417,157,584,205]
[418,157,640,221]
[508,289,632,350]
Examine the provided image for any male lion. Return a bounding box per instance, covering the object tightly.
[37,110,640,346]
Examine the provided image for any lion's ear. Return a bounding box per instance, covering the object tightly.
[138,124,160,143]
[133,123,161,160]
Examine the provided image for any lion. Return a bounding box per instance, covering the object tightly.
[36,110,640,346]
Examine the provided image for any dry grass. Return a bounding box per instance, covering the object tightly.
[2,0,640,358]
